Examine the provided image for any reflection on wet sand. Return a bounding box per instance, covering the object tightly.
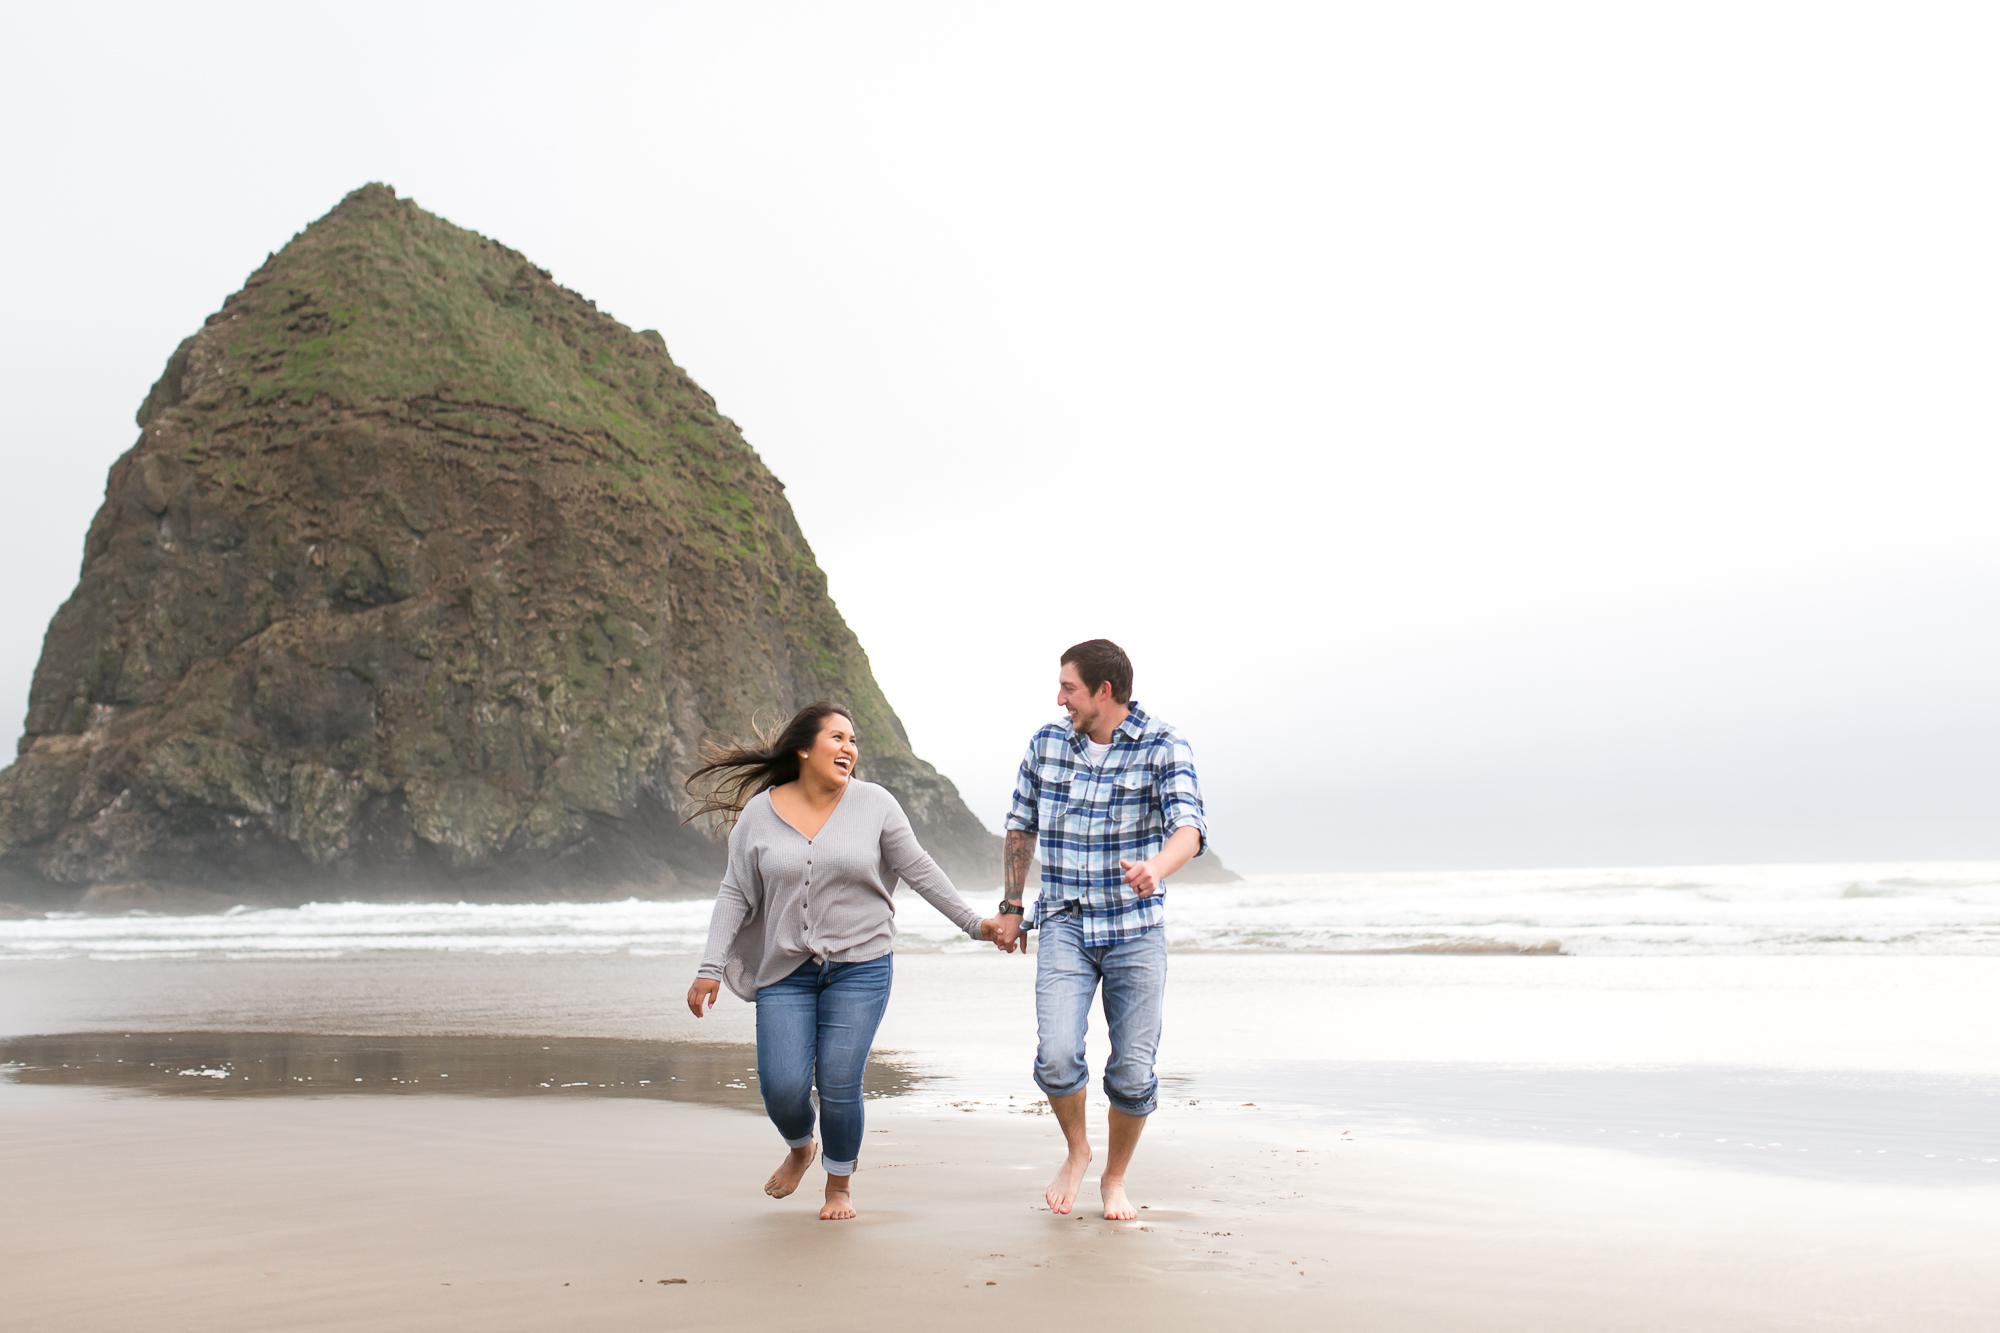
[0,1032,928,1110]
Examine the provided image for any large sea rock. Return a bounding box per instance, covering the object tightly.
[0,184,997,908]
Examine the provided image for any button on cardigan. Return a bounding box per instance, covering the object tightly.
[697,780,985,1000]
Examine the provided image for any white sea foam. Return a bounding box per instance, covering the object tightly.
[0,897,722,961]
[1151,860,2000,957]
[2,860,1997,961]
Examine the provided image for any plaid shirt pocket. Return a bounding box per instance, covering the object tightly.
[1110,770,1151,830]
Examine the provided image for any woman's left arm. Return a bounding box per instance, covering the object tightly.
[880,801,987,940]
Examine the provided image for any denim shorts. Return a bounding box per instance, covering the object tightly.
[1032,908,1167,1116]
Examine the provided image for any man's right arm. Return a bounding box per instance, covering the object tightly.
[998,741,1042,954]
[997,829,1035,952]
[1003,829,1036,910]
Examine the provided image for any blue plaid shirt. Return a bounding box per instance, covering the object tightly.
[1004,701,1208,946]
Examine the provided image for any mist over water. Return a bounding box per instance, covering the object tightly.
[4,860,1996,961]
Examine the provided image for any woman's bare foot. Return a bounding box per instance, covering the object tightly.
[820,1175,857,1220]
[765,1142,815,1198]
[1045,1148,1093,1215]
[1100,1177,1138,1221]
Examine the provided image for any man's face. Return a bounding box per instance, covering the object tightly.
[1057,662,1112,733]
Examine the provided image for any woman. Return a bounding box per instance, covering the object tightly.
[684,702,1007,1221]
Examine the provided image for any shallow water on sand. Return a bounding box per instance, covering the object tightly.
[1196,1062,2000,1187]
[0,1031,926,1107]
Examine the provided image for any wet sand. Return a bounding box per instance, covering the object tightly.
[4,950,1999,1329]
[5,1080,1999,1332]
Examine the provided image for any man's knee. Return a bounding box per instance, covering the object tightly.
[1101,1061,1158,1116]
[1033,1034,1089,1099]
[1033,1057,1088,1099]
[1097,932,1165,1112]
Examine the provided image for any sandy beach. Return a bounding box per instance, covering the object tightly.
[5,893,2000,1331]
[6,1077,1998,1333]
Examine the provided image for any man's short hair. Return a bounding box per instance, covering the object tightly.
[1061,639,1133,705]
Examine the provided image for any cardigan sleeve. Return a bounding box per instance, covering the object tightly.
[879,794,984,939]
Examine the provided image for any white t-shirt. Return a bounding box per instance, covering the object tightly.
[1081,736,1112,768]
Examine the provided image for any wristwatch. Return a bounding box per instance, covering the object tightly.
[997,902,1024,916]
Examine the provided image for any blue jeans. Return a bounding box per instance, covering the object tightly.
[754,954,893,1176]
[1033,910,1168,1117]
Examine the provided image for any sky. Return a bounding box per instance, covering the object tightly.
[1,3,1995,873]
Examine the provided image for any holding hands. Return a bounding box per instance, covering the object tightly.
[980,914,1026,954]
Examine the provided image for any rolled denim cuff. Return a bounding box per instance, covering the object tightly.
[1032,1068,1089,1101]
[821,1156,857,1177]
[783,1133,814,1150]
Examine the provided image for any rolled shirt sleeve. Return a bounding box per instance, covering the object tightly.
[1157,733,1208,856]
[1003,745,1041,833]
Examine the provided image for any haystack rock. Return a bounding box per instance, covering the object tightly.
[0,184,997,908]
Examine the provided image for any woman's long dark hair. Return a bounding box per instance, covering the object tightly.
[682,701,857,824]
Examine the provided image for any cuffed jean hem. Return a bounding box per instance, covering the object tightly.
[1031,1070,1090,1102]
[1028,1072,1156,1117]
[821,1157,857,1177]
[783,1133,814,1150]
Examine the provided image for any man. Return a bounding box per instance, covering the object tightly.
[992,638,1207,1220]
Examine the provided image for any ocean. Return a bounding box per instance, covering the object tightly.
[4,859,1998,961]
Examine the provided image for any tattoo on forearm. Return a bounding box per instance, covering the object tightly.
[1003,830,1036,904]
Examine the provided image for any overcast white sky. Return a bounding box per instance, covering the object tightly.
[2,3,1995,872]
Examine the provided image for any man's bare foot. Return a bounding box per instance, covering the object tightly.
[1045,1148,1092,1215]
[820,1176,857,1221]
[1100,1178,1138,1221]
[765,1142,815,1198]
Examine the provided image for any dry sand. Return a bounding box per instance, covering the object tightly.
[4,1078,1998,1332]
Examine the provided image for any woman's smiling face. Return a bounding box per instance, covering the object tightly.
[799,713,858,788]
